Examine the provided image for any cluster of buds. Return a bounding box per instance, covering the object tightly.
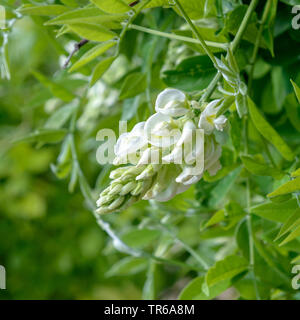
[96,88,227,214]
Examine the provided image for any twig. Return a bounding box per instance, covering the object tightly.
[248,0,273,93]
[126,23,228,49]
[244,115,261,300]
[174,0,223,73]
[200,0,259,102]
[129,0,140,6]
[63,39,89,69]
[62,0,141,69]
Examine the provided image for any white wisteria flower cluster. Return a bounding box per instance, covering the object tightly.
[96,89,227,214]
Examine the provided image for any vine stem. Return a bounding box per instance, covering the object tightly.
[63,39,89,69]
[244,116,261,300]
[151,213,209,270]
[173,0,224,74]
[248,0,273,92]
[126,23,228,49]
[200,0,260,102]
[116,0,152,55]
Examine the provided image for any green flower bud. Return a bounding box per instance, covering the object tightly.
[109,183,124,196]
[96,194,114,207]
[130,181,144,196]
[108,196,125,211]
[120,181,137,195]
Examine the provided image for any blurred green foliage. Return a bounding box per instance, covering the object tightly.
[1,0,300,300]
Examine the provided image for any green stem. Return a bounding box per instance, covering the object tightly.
[230,0,260,52]
[152,215,209,271]
[145,38,157,113]
[262,136,277,168]
[127,23,228,49]
[200,0,259,102]
[248,0,273,92]
[173,0,222,72]
[200,72,221,103]
[244,116,261,300]
[117,0,152,54]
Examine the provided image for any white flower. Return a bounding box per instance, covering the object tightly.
[199,99,227,134]
[144,113,181,148]
[213,115,227,131]
[204,136,222,176]
[176,166,203,185]
[155,88,189,117]
[142,165,189,202]
[113,122,148,165]
[137,147,160,166]
[162,120,196,164]
[175,135,221,185]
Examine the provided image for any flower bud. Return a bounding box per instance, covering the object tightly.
[108,196,125,211]
[120,181,137,195]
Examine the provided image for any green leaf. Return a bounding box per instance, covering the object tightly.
[271,66,288,111]
[276,208,300,240]
[179,276,231,300]
[18,4,70,16]
[291,255,300,264]
[241,155,283,179]
[251,198,298,223]
[45,103,77,129]
[173,0,217,20]
[284,93,300,133]
[60,0,78,6]
[90,56,115,86]
[50,161,72,180]
[229,112,243,154]
[68,23,117,42]
[291,79,300,104]
[204,209,225,228]
[236,220,250,260]
[162,55,217,91]
[262,0,278,56]
[69,41,117,72]
[106,257,148,277]
[142,261,158,300]
[119,72,147,100]
[121,228,160,249]
[208,167,241,207]
[204,201,246,230]
[268,177,300,198]
[225,5,267,48]
[68,162,79,193]
[235,93,247,118]
[32,70,76,102]
[279,225,300,246]
[14,129,67,144]
[291,168,300,177]
[205,255,248,287]
[45,8,125,29]
[91,0,130,14]
[248,97,294,161]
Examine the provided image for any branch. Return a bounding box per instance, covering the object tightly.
[200,0,259,102]
[127,23,228,49]
[63,38,89,69]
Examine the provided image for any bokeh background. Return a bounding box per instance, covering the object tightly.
[1,0,300,300]
[0,13,143,299]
